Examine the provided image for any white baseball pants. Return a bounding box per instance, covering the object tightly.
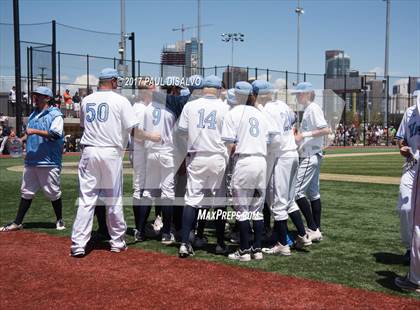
[21,166,62,201]
[232,155,266,222]
[185,152,227,207]
[397,162,416,250]
[71,146,126,252]
[409,162,420,285]
[295,154,322,201]
[267,152,300,221]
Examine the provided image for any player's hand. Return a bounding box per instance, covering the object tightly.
[400,146,411,158]
[149,132,161,143]
[26,128,35,136]
[295,133,303,144]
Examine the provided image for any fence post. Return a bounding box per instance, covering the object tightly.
[58,51,61,95]
[26,47,30,115]
[323,73,326,90]
[52,20,57,97]
[363,76,367,146]
[303,72,306,82]
[227,65,230,89]
[30,46,33,99]
[342,74,347,146]
[255,67,258,80]
[138,60,140,77]
[386,75,389,146]
[266,68,269,82]
[246,67,249,81]
[285,70,288,104]
[87,54,90,93]
[113,57,116,69]
[214,65,217,76]
[408,76,411,107]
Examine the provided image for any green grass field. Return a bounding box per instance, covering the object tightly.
[324,147,399,155]
[0,152,417,298]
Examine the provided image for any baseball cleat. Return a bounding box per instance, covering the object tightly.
[193,236,208,248]
[294,234,312,250]
[215,244,228,255]
[153,215,163,233]
[228,249,251,262]
[395,276,420,293]
[262,243,291,256]
[306,228,323,242]
[161,233,175,245]
[179,243,195,258]
[110,245,128,253]
[0,222,23,232]
[56,219,66,231]
[133,229,145,243]
[251,247,264,260]
[70,249,85,258]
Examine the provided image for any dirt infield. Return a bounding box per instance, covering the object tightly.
[0,231,418,309]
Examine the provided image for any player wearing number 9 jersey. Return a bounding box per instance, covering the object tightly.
[138,89,178,244]
[70,68,138,257]
[222,81,276,262]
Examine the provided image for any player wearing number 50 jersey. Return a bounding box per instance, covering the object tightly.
[70,68,138,257]
[222,81,275,262]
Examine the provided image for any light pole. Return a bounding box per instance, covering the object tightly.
[221,33,244,87]
[383,0,391,140]
[295,0,304,84]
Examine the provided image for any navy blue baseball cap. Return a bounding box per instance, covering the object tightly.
[32,86,53,98]
[99,68,119,80]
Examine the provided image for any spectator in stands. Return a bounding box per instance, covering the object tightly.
[9,86,16,116]
[0,127,19,155]
[0,116,11,137]
[63,89,73,118]
[72,91,81,118]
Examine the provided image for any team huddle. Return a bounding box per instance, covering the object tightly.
[0,68,331,262]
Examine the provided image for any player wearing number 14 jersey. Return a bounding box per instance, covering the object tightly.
[71,68,138,257]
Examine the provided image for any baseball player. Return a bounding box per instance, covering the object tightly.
[292,82,330,242]
[70,68,138,257]
[222,81,274,262]
[177,75,229,258]
[395,92,420,293]
[394,90,420,262]
[1,86,65,232]
[132,83,162,242]
[251,80,312,256]
[135,79,181,245]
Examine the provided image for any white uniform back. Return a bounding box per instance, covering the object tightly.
[396,105,420,160]
[299,101,328,157]
[132,102,146,151]
[143,101,176,152]
[221,105,273,156]
[178,96,229,154]
[263,100,297,155]
[80,90,138,149]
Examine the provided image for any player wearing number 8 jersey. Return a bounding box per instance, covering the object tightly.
[222,81,276,262]
[70,68,138,257]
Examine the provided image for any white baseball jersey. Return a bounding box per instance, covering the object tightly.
[221,105,274,156]
[143,101,176,152]
[263,100,297,155]
[132,101,146,151]
[80,90,138,150]
[396,105,420,160]
[299,101,328,157]
[178,96,229,154]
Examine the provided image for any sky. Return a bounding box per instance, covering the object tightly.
[0,0,419,88]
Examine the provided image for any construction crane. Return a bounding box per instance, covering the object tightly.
[172,23,213,41]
